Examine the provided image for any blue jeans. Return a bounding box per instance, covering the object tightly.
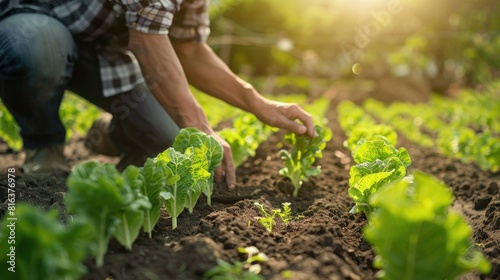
[0,13,179,165]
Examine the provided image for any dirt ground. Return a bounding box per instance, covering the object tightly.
[0,104,498,280]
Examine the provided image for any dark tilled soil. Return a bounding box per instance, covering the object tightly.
[0,107,498,280]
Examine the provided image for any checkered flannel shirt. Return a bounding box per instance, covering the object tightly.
[0,0,210,97]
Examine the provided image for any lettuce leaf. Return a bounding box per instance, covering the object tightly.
[364,171,491,280]
[279,125,332,197]
[66,161,151,265]
[173,127,223,206]
[112,166,151,250]
[0,204,92,280]
[141,158,174,238]
[348,139,412,215]
[156,147,210,229]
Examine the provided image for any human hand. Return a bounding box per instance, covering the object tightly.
[252,99,316,137]
[208,130,237,189]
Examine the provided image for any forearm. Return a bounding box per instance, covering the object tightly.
[172,41,264,112]
[128,29,211,132]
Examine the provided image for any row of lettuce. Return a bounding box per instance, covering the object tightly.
[363,89,500,172]
[338,100,491,279]
[0,103,331,280]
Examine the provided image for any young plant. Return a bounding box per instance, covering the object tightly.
[156,147,210,229]
[141,158,174,238]
[66,162,151,266]
[364,171,491,280]
[348,139,411,215]
[0,204,92,280]
[113,166,152,250]
[203,246,268,280]
[253,202,299,232]
[279,125,332,197]
[172,127,223,206]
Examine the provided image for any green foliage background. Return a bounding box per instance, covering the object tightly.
[209,0,500,85]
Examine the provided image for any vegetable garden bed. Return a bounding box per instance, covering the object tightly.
[0,99,498,280]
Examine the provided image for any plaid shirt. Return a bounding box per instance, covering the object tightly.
[0,0,210,97]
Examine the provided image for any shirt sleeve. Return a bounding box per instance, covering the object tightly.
[112,0,209,41]
[113,0,178,35]
[169,0,210,42]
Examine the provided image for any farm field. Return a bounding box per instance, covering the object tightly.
[0,91,498,280]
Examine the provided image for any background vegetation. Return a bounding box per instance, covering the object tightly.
[209,0,500,92]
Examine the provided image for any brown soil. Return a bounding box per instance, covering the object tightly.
[0,105,498,280]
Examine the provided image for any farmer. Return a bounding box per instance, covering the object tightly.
[0,0,315,188]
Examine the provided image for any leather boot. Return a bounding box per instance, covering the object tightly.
[23,144,70,176]
[85,114,121,157]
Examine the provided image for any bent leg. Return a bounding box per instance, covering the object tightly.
[0,13,77,149]
[66,44,180,169]
[104,83,180,170]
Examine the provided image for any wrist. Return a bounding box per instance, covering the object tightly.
[241,82,267,113]
[181,105,213,134]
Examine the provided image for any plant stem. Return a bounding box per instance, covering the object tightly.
[146,209,152,238]
[96,211,107,267]
[122,213,131,250]
[172,183,178,230]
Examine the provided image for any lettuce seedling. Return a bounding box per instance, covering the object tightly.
[156,147,210,229]
[172,127,223,206]
[0,204,92,280]
[279,125,332,197]
[113,166,152,250]
[141,158,174,238]
[204,246,268,280]
[253,202,300,232]
[66,162,151,266]
[348,139,411,215]
[364,171,491,280]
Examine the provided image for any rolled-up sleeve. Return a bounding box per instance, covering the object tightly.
[111,0,209,41]
[169,0,210,42]
[113,0,178,34]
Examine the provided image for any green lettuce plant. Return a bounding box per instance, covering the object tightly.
[364,171,491,280]
[113,166,152,250]
[141,158,173,238]
[253,202,302,232]
[65,162,151,266]
[172,127,223,206]
[156,147,210,229]
[0,204,92,280]
[203,246,268,280]
[279,125,332,197]
[348,139,412,215]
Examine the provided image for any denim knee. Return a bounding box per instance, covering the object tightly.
[0,13,77,95]
[0,13,77,148]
